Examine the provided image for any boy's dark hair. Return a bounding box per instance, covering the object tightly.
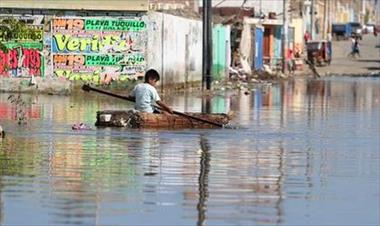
[144,69,160,83]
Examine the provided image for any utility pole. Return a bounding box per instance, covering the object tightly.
[202,0,207,89]
[202,0,212,90]
[310,0,314,40]
[361,0,365,24]
[323,0,327,39]
[327,0,332,40]
[282,0,288,73]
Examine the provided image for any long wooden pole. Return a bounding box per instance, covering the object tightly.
[81,85,225,128]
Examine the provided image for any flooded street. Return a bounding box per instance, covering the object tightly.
[0,77,379,225]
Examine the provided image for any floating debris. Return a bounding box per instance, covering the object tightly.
[72,123,92,130]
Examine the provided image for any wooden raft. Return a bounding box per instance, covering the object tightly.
[95,110,232,129]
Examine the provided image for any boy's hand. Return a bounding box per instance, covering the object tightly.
[162,108,173,115]
[166,107,173,114]
[157,100,173,114]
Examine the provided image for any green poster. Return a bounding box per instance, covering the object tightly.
[85,18,146,31]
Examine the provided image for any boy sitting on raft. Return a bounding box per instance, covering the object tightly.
[129,69,173,114]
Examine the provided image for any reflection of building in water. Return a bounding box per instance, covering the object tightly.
[215,142,285,225]
[343,80,379,111]
[291,79,307,110]
[306,79,331,110]
[0,136,53,223]
[0,94,42,120]
[166,90,231,114]
[177,80,326,224]
[225,90,253,124]
[212,93,231,114]
[134,131,161,176]
[305,78,380,119]
[48,133,139,225]
[238,90,253,123]
[196,135,210,226]
[48,140,91,225]
[167,91,203,112]
[178,136,292,225]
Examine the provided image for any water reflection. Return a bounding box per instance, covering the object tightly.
[196,135,210,226]
[0,77,379,225]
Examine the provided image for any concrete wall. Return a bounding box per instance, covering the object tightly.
[149,0,199,12]
[213,24,230,80]
[147,12,202,89]
[0,13,148,85]
[333,1,356,23]
[239,22,253,74]
[1,10,209,90]
[273,26,282,66]
[207,0,283,15]
[291,18,304,54]
[0,15,47,78]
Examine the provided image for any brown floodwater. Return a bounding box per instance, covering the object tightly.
[0,77,379,225]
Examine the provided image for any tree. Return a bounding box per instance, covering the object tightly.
[0,18,28,52]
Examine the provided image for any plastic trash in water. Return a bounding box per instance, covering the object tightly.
[72,123,92,130]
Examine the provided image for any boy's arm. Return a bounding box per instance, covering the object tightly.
[156,100,173,114]
[128,87,136,102]
[127,95,136,102]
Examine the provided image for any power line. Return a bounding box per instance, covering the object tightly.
[214,0,228,7]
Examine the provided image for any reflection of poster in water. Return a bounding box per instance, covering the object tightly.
[51,17,147,84]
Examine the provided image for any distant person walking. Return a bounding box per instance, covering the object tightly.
[349,35,360,58]
[304,30,311,52]
[304,30,311,43]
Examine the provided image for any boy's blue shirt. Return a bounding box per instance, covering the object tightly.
[131,83,161,113]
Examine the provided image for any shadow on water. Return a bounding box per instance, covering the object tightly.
[365,67,380,71]
[193,134,289,225]
[356,59,380,63]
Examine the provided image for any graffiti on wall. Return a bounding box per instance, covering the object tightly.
[0,24,44,77]
[52,17,147,84]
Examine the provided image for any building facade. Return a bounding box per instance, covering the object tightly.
[0,1,149,83]
[0,0,148,11]
[0,0,223,89]
[149,0,199,12]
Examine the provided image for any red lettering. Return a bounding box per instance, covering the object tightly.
[0,47,42,77]
[8,49,18,69]
[22,49,41,76]
[0,51,8,75]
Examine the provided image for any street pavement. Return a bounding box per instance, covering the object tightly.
[316,34,380,76]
